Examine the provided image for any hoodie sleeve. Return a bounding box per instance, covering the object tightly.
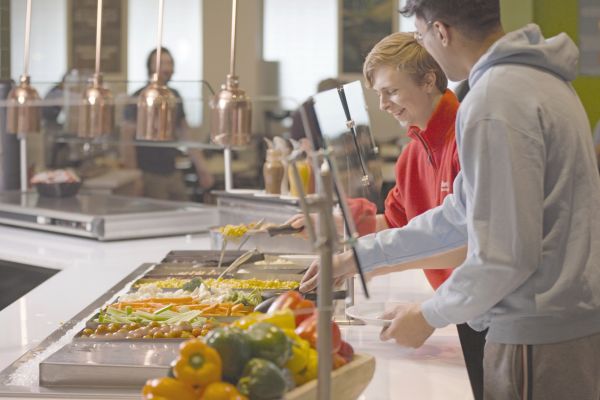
[421,118,545,328]
[355,174,468,273]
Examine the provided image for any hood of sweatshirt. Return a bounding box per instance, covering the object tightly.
[469,23,579,87]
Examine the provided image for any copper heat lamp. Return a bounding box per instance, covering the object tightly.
[136,0,176,141]
[6,0,40,135]
[209,0,252,147]
[79,0,114,138]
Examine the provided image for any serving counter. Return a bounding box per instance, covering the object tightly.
[0,225,472,399]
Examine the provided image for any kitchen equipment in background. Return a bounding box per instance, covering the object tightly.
[0,191,218,240]
[136,0,177,141]
[78,0,114,139]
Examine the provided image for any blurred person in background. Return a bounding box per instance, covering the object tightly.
[122,47,213,201]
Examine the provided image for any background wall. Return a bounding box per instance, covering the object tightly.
[534,0,600,128]
[501,0,600,128]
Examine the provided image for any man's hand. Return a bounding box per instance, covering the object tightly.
[299,250,357,293]
[379,303,435,348]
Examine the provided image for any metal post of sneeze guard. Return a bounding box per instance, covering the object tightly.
[316,160,335,400]
[288,154,335,400]
[224,146,233,191]
[19,135,27,192]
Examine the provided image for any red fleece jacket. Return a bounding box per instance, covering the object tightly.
[349,90,460,290]
[384,90,460,289]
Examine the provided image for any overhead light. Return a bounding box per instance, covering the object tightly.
[6,0,40,135]
[136,0,176,141]
[79,0,114,138]
[209,0,252,147]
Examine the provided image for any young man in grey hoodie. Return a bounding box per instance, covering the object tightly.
[300,0,600,398]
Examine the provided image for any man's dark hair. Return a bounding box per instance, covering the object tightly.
[146,47,173,77]
[400,0,501,36]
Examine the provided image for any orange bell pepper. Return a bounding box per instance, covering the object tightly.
[141,377,197,400]
[173,339,222,387]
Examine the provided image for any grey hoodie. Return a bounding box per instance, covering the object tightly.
[356,24,600,344]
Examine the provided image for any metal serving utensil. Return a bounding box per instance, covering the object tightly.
[236,218,265,250]
[217,248,260,280]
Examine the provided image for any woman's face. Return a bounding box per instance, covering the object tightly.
[371,64,438,129]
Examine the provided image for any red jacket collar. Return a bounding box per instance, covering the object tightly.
[407,90,459,150]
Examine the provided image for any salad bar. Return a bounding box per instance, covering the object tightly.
[0,247,372,399]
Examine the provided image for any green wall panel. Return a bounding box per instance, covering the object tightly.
[534,0,600,128]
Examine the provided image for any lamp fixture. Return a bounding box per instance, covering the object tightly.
[78,0,115,138]
[136,0,176,141]
[6,0,40,135]
[79,0,114,138]
[209,0,252,147]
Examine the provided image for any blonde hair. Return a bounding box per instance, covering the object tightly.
[363,32,447,93]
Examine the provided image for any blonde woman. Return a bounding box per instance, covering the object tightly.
[297,32,485,399]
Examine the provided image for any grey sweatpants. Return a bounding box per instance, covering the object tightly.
[483,331,600,400]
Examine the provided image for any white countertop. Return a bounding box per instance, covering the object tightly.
[0,225,472,399]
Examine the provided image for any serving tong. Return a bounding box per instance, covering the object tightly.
[217,248,261,280]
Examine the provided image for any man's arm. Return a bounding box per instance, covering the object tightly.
[354,172,469,274]
[368,245,466,278]
[422,118,544,328]
[375,214,390,232]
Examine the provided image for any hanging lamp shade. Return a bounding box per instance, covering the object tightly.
[79,0,114,138]
[79,74,114,138]
[6,0,40,135]
[136,73,177,141]
[210,0,252,146]
[6,75,41,135]
[135,0,176,141]
[210,74,251,146]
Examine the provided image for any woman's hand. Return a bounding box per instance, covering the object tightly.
[379,303,435,348]
[299,250,357,293]
[285,212,344,239]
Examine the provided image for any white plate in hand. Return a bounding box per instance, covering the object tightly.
[345,302,408,327]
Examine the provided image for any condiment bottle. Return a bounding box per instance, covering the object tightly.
[263,148,285,194]
[288,152,312,197]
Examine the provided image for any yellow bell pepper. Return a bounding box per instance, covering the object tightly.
[141,377,197,400]
[173,339,222,387]
[294,347,318,386]
[232,309,296,331]
[285,333,310,376]
[231,312,263,330]
[200,381,248,400]
[258,309,296,330]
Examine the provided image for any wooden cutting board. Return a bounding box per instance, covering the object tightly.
[285,353,376,400]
